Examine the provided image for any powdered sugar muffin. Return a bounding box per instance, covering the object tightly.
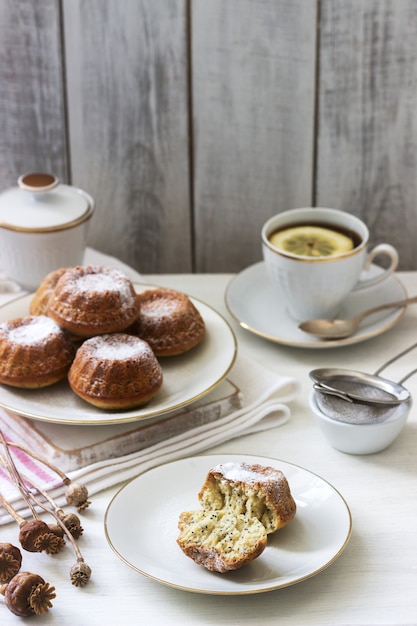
[130,288,205,356]
[0,315,76,388]
[177,462,296,572]
[29,267,69,316]
[68,333,163,409]
[47,265,140,338]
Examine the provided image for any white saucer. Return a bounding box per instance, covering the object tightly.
[225,262,408,349]
[104,454,352,595]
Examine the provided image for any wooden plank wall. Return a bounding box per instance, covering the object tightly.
[1,0,417,274]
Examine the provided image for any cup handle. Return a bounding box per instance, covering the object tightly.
[353,243,399,291]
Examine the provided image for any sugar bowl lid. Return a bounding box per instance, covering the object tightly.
[0,173,94,232]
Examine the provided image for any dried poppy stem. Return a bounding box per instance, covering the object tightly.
[0,442,74,556]
[0,492,26,527]
[0,442,65,555]
[18,474,84,540]
[0,439,90,585]
[0,435,91,584]
[0,433,91,512]
[15,472,58,512]
[0,450,39,519]
[3,439,68,480]
[0,491,64,554]
[19,492,91,586]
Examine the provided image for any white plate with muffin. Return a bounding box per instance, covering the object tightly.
[104,454,352,595]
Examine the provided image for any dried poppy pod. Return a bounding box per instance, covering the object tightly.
[70,560,92,587]
[47,522,65,539]
[64,481,91,512]
[19,519,65,554]
[1,571,56,616]
[58,511,84,539]
[0,543,22,583]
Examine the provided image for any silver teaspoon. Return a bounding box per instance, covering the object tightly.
[298,295,417,339]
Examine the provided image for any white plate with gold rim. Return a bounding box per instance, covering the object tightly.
[0,286,237,425]
[225,262,408,348]
[104,454,352,595]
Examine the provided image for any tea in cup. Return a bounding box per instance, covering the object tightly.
[261,207,399,321]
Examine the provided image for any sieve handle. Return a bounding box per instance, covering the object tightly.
[398,367,417,385]
[313,382,403,407]
[313,383,354,403]
[374,340,417,376]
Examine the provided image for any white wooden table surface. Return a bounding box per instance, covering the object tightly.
[1,271,417,625]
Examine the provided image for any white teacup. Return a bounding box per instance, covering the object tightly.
[261,207,399,321]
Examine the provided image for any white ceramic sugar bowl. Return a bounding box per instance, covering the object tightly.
[0,173,95,290]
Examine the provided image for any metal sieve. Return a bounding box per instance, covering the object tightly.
[309,341,417,424]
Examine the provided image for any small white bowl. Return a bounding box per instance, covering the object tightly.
[309,389,411,455]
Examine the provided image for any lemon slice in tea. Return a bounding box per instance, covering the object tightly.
[269,225,354,257]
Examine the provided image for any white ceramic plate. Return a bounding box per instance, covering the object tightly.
[0,286,237,425]
[104,454,352,595]
[225,262,407,348]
